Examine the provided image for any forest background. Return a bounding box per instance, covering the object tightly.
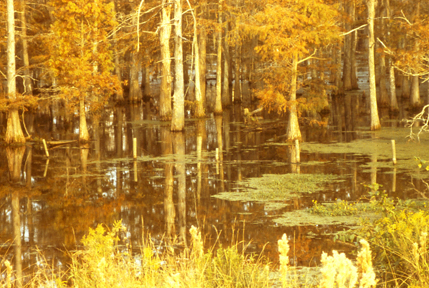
[1,0,429,142]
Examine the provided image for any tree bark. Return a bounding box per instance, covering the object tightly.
[286,52,302,141]
[335,42,342,95]
[171,0,185,131]
[6,0,25,144]
[234,45,241,102]
[351,1,359,90]
[378,1,389,106]
[410,75,420,107]
[199,8,207,114]
[367,0,381,130]
[386,0,398,111]
[410,0,421,108]
[402,75,410,98]
[160,0,172,120]
[214,0,223,114]
[343,1,352,91]
[113,1,123,102]
[20,0,32,95]
[389,59,398,111]
[378,52,389,106]
[193,5,205,118]
[129,49,142,103]
[79,97,89,142]
[143,55,151,97]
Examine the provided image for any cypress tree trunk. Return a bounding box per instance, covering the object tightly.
[144,59,151,96]
[160,0,172,120]
[79,97,89,142]
[21,0,32,95]
[410,76,420,107]
[113,1,123,102]
[385,0,398,111]
[234,45,241,102]
[410,0,421,108]
[129,49,142,103]
[343,2,352,91]
[214,0,223,114]
[171,0,185,131]
[378,2,389,106]
[379,52,389,106]
[286,52,302,141]
[402,75,411,98]
[199,9,207,114]
[335,43,342,95]
[193,6,205,118]
[6,0,25,144]
[367,0,381,130]
[234,0,242,103]
[351,1,359,90]
[389,59,398,111]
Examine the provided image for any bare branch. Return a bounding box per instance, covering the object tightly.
[136,0,146,52]
[297,49,317,64]
[340,24,368,37]
[407,104,429,142]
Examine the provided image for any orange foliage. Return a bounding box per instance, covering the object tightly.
[245,0,340,116]
[48,0,121,111]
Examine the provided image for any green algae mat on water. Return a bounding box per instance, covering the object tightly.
[212,173,343,202]
[273,208,379,227]
[300,126,429,177]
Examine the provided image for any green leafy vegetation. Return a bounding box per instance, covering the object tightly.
[310,200,359,216]
[335,184,429,287]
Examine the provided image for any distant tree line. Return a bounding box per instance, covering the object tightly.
[1,0,429,144]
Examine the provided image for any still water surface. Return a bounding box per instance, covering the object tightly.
[0,91,425,280]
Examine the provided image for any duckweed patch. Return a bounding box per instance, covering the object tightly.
[263,202,290,211]
[273,209,379,227]
[212,173,343,202]
[301,126,429,178]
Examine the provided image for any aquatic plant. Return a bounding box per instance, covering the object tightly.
[214,173,343,202]
[343,184,429,287]
[310,200,359,216]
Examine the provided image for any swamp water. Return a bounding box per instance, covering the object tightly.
[1,92,428,281]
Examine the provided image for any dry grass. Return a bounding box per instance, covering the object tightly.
[0,222,384,288]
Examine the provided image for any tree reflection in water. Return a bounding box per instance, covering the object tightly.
[0,101,420,277]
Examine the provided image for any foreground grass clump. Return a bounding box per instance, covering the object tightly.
[13,220,270,288]
[278,233,377,288]
[336,184,429,287]
[1,220,381,287]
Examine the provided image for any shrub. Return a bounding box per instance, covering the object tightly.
[345,185,429,287]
